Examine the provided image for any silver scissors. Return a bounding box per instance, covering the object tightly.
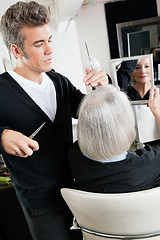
[29,122,46,139]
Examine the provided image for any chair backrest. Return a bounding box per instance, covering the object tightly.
[61,187,160,240]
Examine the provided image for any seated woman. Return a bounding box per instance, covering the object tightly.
[69,85,160,193]
[125,57,151,100]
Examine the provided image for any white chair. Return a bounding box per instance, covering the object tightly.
[61,187,160,240]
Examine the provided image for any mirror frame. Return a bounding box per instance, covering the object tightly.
[110,54,154,105]
[116,17,160,58]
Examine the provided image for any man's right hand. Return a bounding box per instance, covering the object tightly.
[1,129,39,158]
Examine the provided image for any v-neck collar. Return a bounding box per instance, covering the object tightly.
[4,72,54,124]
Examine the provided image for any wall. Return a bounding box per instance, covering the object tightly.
[52,2,111,94]
[0,0,18,15]
[54,0,160,80]
[51,19,87,93]
[157,0,160,16]
[75,3,111,77]
[0,0,19,73]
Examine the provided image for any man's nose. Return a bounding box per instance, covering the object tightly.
[45,43,53,55]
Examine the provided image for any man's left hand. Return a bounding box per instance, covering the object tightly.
[83,68,109,87]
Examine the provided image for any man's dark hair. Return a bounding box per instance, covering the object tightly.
[0,1,50,51]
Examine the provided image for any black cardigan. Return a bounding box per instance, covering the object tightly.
[125,85,150,101]
[0,70,84,209]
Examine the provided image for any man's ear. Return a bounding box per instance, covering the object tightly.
[10,44,23,58]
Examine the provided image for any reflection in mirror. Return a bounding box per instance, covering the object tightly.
[110,54,154,105]
[116,17,160,58]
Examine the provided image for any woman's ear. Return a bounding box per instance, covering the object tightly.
[10,43,23,59]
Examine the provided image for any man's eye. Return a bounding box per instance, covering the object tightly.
[35,43,43,47]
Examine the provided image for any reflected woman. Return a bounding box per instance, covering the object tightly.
[116,59,138,89]
[125,57,151,100]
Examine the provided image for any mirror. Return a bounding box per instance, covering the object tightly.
[110,54,154,105]
[116,17,160,58]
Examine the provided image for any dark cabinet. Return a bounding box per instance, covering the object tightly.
[0,185,32,240]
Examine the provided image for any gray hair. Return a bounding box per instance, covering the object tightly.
[77,85,136,162]
[0,1,50,52]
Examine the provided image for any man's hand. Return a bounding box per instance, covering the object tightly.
[1,129,39,158]
[83,68,109,87]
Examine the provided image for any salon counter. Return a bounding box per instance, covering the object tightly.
[0,184,32,240]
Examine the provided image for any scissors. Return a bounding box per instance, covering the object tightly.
[29,122,46,139]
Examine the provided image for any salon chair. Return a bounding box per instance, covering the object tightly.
[61,187,160,240]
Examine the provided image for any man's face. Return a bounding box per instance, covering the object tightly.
[20,24,53,74]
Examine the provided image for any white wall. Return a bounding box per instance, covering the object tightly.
[51,19,87,93]
[51,2,111,94]
[0,0,18,15]
[75,3,111,76]
[0,0,19,73]
[52,2,112,94]
[157,0,160,16]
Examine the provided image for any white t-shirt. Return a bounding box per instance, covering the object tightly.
[8,70,57,122]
